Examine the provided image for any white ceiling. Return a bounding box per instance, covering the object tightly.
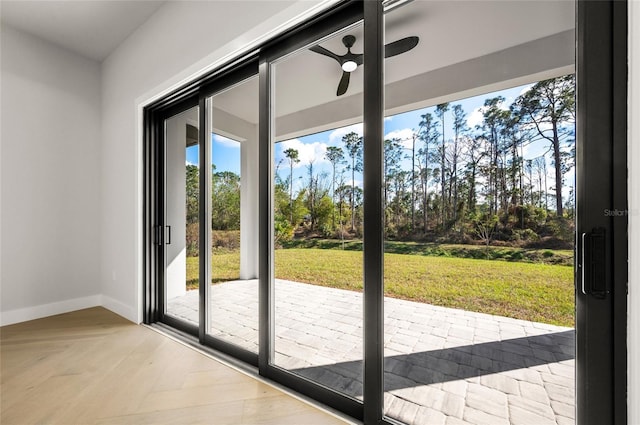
[0,1,165,61]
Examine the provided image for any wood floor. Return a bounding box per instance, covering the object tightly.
[0,307,352,424]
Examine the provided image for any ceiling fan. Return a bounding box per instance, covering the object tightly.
[309,34,419,96]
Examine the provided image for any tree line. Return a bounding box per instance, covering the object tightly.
[186,75,575,250]
[274,75,575,248]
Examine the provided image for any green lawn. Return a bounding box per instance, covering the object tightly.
[188,247,574,327]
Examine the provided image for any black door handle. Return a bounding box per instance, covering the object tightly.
[580,227,608,298]
[166,225,171,245]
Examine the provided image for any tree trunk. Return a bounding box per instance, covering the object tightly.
[552,121,564,216]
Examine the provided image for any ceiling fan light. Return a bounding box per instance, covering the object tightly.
[341,60,358,72]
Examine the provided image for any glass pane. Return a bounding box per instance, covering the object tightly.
[271,22,365,399]
[382,1,576,424]
[205,76,259,352]
[165,106,200,326]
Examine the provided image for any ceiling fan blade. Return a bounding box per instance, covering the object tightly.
[309,45,341,64]
[336,71,351,96]
[354,53,364,66]
[384,36,419,58]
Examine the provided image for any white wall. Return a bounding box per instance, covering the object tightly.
[628,1,639,423]
[0,25,102,325]
[100,0,328,322]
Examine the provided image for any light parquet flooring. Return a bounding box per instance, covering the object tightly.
[0,307,351,425]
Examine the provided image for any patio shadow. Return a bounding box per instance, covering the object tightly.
[291,330,574,397]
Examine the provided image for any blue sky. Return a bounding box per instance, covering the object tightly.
[186,134,241,175]
[188,82,575,203]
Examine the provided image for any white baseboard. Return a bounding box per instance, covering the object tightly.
[101,295,138,323]
[0,295,102,326]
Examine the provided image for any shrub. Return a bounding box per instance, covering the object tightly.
[212,230,240,250]
[186,223,199,257]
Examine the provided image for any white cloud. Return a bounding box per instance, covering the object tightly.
[212,133,240,148]
[467,107,484,128]
[186,160,198,167]
[384,128,415,149]
[279,138,328,167]
[328,123,363,145]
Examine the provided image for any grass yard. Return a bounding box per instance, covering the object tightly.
[187,247,574,327]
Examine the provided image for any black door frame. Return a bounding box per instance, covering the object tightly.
[143,1,628,423]
[576,1,627,424]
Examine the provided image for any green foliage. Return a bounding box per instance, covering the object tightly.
[211,171,240,230]
[186,165,199,224]
[274,215,294,245]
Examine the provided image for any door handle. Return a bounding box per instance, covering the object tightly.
[166,225,171,245]
[580,227,608,298]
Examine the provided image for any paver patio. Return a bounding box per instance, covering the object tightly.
[168,279,575,425]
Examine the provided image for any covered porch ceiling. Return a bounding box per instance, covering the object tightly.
[211,0,575,142]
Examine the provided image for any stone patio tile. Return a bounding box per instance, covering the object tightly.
[466,383,508,418]
[410,384,447,409]
[417,334,446,348]
[448,325,475,342]
[551,400,575,419]
[463,406,509,425]
[441,377,468,398]
[508,394,555,420]
[540,371,574,388]
[387,340,416,354]
[391,332,420,347]
[407,364,446,387]
[413,406,447,425]
[433,391,465,418]
[556,415,575,425]
[549,362,574,378]
[392,399,421,424]
[170,279,576,425]
[544,382,575,405]
[480,373,520,395]
[509,405,558,425]
[386,357,413,376]
[445,416,470,425]
[518,380,551,404]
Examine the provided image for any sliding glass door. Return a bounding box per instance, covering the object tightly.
[268,21,365,399]
[380,1,577,424]
[205,75,260,354]
[145,1,626,423]
[164,105,200,329]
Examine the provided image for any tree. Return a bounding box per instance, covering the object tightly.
[211,170,241,230]
[408,131,419,230]
[325,146,345,229]
[418,112,438,232]
[283,148,300,225]
[475,213,499,252]
[451,104,467,224]
[479,96,513,218]
[435,103,449,227]
[185,164,199,224]
[514,75,575,216]
[304,159,330,232]
[343,132,363,231]
[384,138,403,230]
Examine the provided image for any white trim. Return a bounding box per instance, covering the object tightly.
[102,294,138,324]
[0,295,102,326]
